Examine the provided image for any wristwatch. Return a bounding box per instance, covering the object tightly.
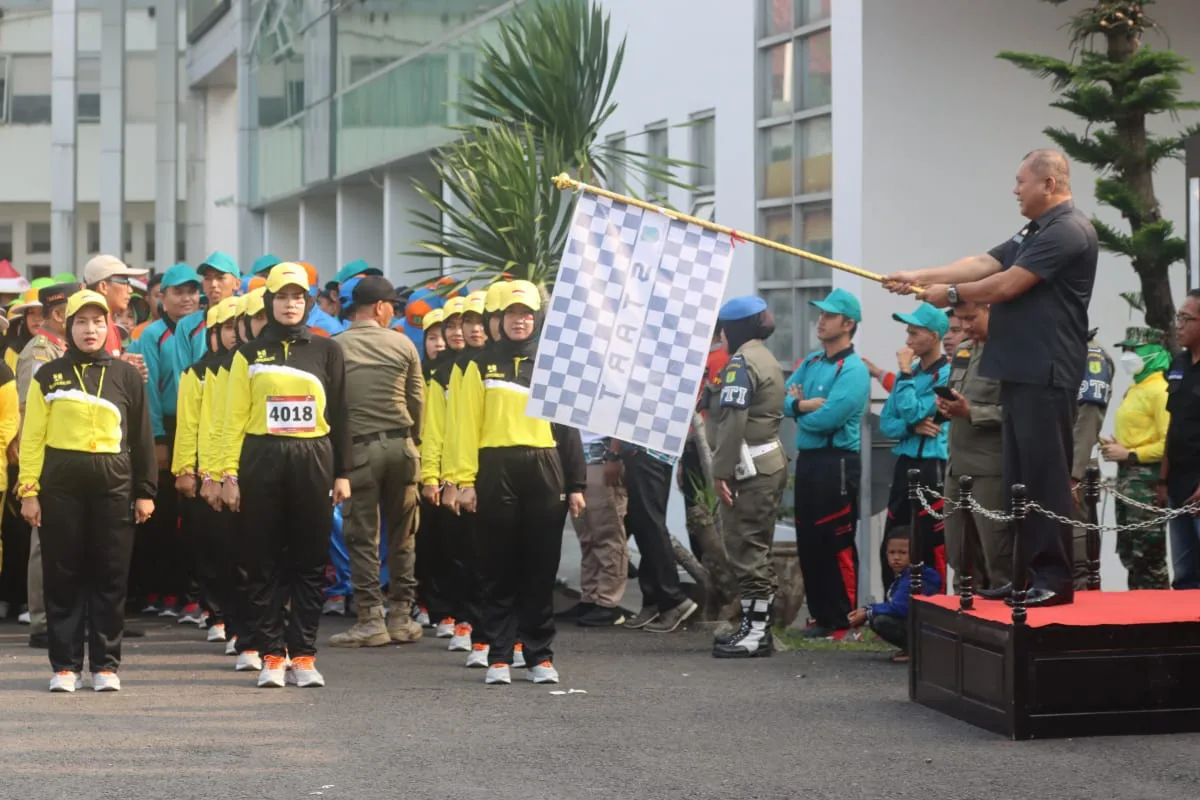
[947,285,960,306]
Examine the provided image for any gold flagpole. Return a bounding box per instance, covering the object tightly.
[552,173,900,288]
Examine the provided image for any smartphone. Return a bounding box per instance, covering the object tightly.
[933,385,957,401]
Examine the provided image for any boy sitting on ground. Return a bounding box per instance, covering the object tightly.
[847,527,941,663]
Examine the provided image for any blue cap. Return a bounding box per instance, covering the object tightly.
[335,259,382,285]
[893,302,950,337]
[339,277,361,309]
[718,295,768,322]
[160,262,202,289]
[809,288,862,322]
[199,250,239,277]
[251,254,282,275]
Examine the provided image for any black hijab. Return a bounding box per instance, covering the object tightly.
[3,314,33,355]
[423,323,455,385]
[64,301,114,367]
[259,288,314,343]
[492,303,543,361]
[722,310,776,355]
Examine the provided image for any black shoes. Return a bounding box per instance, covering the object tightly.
[28,632,47,649]
[555,602,596,620]
[576,605,626,627]
[712,598,774,658]
[977,583,1013,600]
[1006,588,1073,608]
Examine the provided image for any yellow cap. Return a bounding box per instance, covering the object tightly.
[9,287,42,315]
[206,305,222,328]
[65,289,110,318]
[233,294,249,316]
[443,296,466,318]
[465,290,486,316]
[265,262,309,294]
[244,287,267,317]
[214,296,241,325]
[422,308,445,331]
[503,280,542,313]
[484,281,509,313]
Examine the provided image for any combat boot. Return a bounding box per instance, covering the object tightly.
[387,614,423,644]
[712,597,774,658]
[329,606,390,648]
[713,599,752,647]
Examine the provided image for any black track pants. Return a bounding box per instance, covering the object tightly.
[794,449,860,630]
[477,447,566,667]
[238,435,334,659]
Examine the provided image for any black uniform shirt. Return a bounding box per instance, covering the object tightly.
[981,200,1098,390]
[1165,350,1200,494]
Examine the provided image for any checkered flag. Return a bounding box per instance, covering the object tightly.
[527,193,733,458]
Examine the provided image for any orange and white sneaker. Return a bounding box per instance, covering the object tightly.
[286,656,325,688]
[485,663,511,685]
[513,643,526,669]
[466,642,489,668]
[224,635,238,656]
[236,649,262,672]
[434,617,456,638]
[527,660,559,684]
[92,671,121,692]
[257,654,287,688]
[448,623,472,652]
[49,670,82,693]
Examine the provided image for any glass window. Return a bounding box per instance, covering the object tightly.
[146,222,155,263]
[0,224,12,263]
[87,221,101,253]
[126,54,157,123]
[762,42,793,118]
[29,265,51,281]
[758,207,793,281]
[77,56,101,122]
[645,122,668,201]
[798,30,832,109]
[762,124,792,199]
[10,55,51,125]
[125,222,133,256]
[798,204,833,278]
[338,52,449,130]
[257,56,306,127]
[798,115,832,195]
[761,0,793,36]
[27,222,51,254]
[692,192,716,222]
[690,112,715,190]
[797,0,832,25]
[177,223,187,263]
[605,132,626,191]
[187,0,231,43]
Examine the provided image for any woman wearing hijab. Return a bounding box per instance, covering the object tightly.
[219,265,351,689]
[453,280,586,686]
[413,308,449,632]
[18,290,156,692]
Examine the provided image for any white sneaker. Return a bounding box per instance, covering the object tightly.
[466,644,490,668]
[285,657,325,688]
[49,671,82,693]
[178,604,205,625]
[92,671,121,692]
[18,610,30,625]
[526,661,559,684]
[206,623,227,643]
[224,636,238,656]
[257,656,287,688]
[447,622,472,652]
[321,597,346,616]
[236,650,263,672]
[513,644,526,669]
[412,605,431,627]
[434,618,455,638]
[485,664,511,685]
[196,611,211,629]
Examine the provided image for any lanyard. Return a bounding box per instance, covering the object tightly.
[72,363,108,441]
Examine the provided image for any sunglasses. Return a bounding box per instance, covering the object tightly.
[106,276,130,286]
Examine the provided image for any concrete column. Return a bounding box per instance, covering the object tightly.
[50,0,77,276]
[298,197,336,282]
[155,0,179,268]
[336,185,383,272]
[185,88,208,265]
[263,207,300,259]
[383,166,438,286]
[99,0,125,257]
[236,0,263,268]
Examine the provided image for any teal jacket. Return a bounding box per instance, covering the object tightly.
[132,316,189,442]
[879,356,951,460]
[172,309,210,373]
[783,347,870,453]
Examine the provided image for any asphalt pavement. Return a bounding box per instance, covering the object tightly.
[1,611,1198,800]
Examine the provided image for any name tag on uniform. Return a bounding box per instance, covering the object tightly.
[1168,370,1183,381]
[266,395,317,434]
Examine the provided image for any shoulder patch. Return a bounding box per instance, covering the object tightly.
[719,357,753,410]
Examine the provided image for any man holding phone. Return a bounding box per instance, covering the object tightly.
[878,303,951,594]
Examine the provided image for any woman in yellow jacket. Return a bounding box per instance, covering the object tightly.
[219,265,350,689]
[1101,327,1172,589]
[452,281,586,686]
[414,307,447,629]
[18,290,156,692]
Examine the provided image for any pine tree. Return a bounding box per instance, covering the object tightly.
[998,0,1200,347]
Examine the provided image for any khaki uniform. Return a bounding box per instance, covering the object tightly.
[571,444,629,608]
[1070,338,1114,589]
[17,331,66,637]
[710,339,788,599]
[335,322,424,613]
[942,340,1012,590]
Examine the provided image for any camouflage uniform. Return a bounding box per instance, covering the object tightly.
[1114,463,1168,588]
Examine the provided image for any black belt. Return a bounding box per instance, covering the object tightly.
[352,428,409,445]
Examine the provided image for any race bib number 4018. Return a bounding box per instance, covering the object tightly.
[266,395,317,434]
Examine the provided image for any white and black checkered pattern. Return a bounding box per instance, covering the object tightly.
[528,194,733,458]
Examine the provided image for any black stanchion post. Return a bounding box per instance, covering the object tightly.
[907,468,925,596]
[1085,464,1102,591]
[1010,483,1029,626]
[959,475,975,611]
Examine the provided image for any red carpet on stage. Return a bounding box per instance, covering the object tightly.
[916,590,1200,628]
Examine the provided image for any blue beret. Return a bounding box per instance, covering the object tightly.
[718,295,768,322]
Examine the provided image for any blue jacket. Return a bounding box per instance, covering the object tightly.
[879,356,950,460]
[783,347,870,453]
[173,309,210,372]
[869,565,942,620]
[307,305,348,336]
[133,316,189,442]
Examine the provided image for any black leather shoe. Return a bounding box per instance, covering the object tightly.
[28,632,48,649]
[977,583,1013,600]
[1005,588,1073,608]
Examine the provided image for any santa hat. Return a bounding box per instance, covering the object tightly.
[0,261,29,294]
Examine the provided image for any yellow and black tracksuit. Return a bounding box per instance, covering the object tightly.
[452,348,585,667]
[219,326,351,660]
[19,349,156,674]
[0,364,18,584]
[416,347,452,624]
[0,324,33,609]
